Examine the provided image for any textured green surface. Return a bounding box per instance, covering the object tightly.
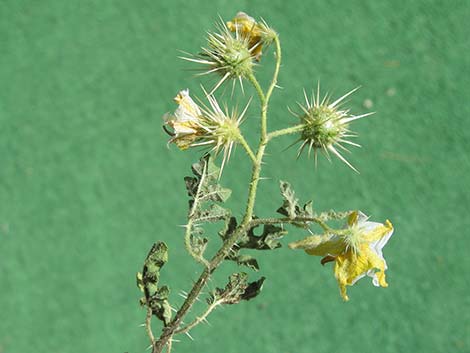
[1,0,469,352]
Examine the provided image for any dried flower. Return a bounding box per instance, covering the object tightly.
[291,86,373,172]
[289,211,394,301]
[163,89,249,172]
[226,12,277,61]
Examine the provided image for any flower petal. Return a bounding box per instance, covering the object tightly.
[334,241,389,301]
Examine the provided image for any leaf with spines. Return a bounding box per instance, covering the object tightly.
[208,273,265,305]
[185,154,232,207]
[184,154,232,260]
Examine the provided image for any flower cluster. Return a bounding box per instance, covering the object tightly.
[289,211,394,301]
[161,11,395,306]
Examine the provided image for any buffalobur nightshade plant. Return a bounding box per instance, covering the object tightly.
[136,12,395,353]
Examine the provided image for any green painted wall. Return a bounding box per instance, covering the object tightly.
[1,1,469,352]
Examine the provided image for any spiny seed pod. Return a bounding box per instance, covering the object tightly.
[291,85,373,172]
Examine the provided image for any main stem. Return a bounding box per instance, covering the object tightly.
[151,35,281,353]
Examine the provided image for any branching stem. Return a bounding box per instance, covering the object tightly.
[145,307,155,346]
[237,133,257,163]
[151,34,282,353]
[249,216,333,232]
[268,124,305,141]
[174,300,221,335]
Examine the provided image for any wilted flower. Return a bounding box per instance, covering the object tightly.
[291,86,373,172]
[163,89,249,172]
[163,89,204,150]
[226,12,277,61]
[289,211,394,301]
[181,20,257,95]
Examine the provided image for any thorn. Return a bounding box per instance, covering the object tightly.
[170,306,178,313]
[139,323,146,327]
[329,87,360,108]
[202,317,211,326]
[178,291,188,299]
[258,176,271,181]
[171,338,181,343]
[185,331,195,341]
[146,344,153,351]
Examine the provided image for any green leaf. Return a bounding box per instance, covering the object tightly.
[241,276,266,301]
[188,233,209,258]
[184,155,232,262]
[186,154,232,207]
[219,216,238,241]
[138,242,172,326]
[226,253,260,271]
[277,180,299,219]
[192,204,231,223]
[221,217,287,271]
[277,181,315,228]
[141,242,169,295]
[208,273,265,305]
[238,223,288,250]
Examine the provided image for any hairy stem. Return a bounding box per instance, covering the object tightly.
[247,73,267,140]
[145,307,155,346]
[151,225,250,352]
[174,300,221,334]
[237,133,257,163]
[267,124,305,141]
[151,35,282,353]
[249,216,333,232]
[266,36,282,105]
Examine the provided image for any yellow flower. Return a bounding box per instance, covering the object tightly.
[227,12,276,61]
[289,211,394,301]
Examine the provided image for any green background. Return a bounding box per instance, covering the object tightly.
[1,0,469,352]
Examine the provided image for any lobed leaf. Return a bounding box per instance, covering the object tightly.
[137,242,173,326]
[208,272,265,305]
[277,181,315,228]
